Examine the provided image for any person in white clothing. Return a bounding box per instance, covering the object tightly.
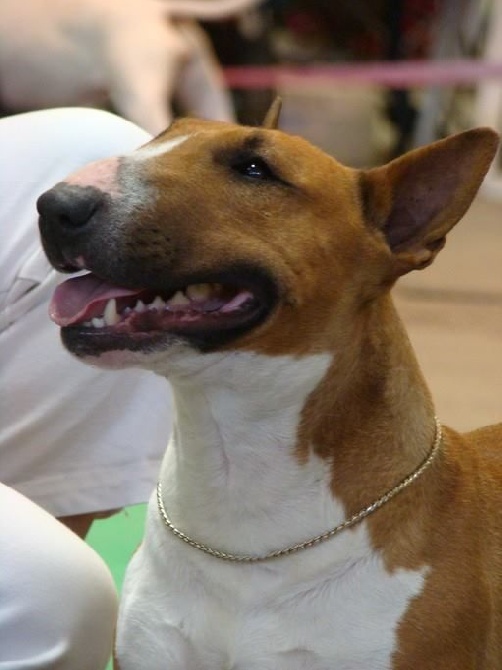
[0,107,172,536]
[0,107,172,667]
[0,483,118,669]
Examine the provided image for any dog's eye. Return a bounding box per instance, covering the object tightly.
[232,157,277,181]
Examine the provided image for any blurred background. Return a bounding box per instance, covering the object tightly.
[2,0,500,649]
[2,0,502,167]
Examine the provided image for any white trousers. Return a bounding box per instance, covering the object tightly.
[0,484,117,668]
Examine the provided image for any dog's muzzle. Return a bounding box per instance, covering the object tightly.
[36,181,277,357]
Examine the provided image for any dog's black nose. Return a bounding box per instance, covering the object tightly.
[37,183,104,230]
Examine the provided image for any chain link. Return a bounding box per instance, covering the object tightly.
[157,417,443,563]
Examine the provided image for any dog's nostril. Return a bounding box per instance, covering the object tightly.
[37,183,104,230]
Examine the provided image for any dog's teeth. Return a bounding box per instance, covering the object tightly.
[103,298,120,326]
[134,300,146,313]
[185,283,213,301]
[91,317,105,329]
[168,291,190,306]
[150,296,166,311]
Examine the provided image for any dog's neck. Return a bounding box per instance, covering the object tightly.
[158,294,436,558]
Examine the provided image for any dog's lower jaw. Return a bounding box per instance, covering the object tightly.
[60,332,202,377]
[60,326,180,368]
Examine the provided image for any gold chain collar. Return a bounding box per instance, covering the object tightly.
[156,417,442,563]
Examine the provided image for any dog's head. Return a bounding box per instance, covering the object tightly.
[38,106,498,372]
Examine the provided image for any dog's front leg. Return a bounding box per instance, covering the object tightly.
[232,651,329,670]
[115,625,204,670]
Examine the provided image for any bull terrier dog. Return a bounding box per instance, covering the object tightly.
[38,101,502,669]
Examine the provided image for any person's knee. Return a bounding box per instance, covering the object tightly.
[38,107,152,154]
[0,107,152,175]
[0,485,118,669]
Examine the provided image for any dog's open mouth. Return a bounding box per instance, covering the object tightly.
[50,271,275,353]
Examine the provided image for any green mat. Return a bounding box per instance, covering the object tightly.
[87,503,148,591]
[87,504,148,668]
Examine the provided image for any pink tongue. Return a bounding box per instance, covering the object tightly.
[50,273,142,326]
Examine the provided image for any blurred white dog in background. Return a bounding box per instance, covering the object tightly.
[0,0,262,134]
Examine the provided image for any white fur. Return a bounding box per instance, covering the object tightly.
[59,135,191,209]
[132,135,191,160]
[0,0,259,135]
[116,350,428,669]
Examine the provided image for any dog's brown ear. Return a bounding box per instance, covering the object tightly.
[360,128,499,276]
[262,97,282,129]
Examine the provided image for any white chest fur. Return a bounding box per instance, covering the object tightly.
[116,352,428,669]
[117,512,426,670]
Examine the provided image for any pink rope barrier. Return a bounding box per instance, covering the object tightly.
[223,60,502,89]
